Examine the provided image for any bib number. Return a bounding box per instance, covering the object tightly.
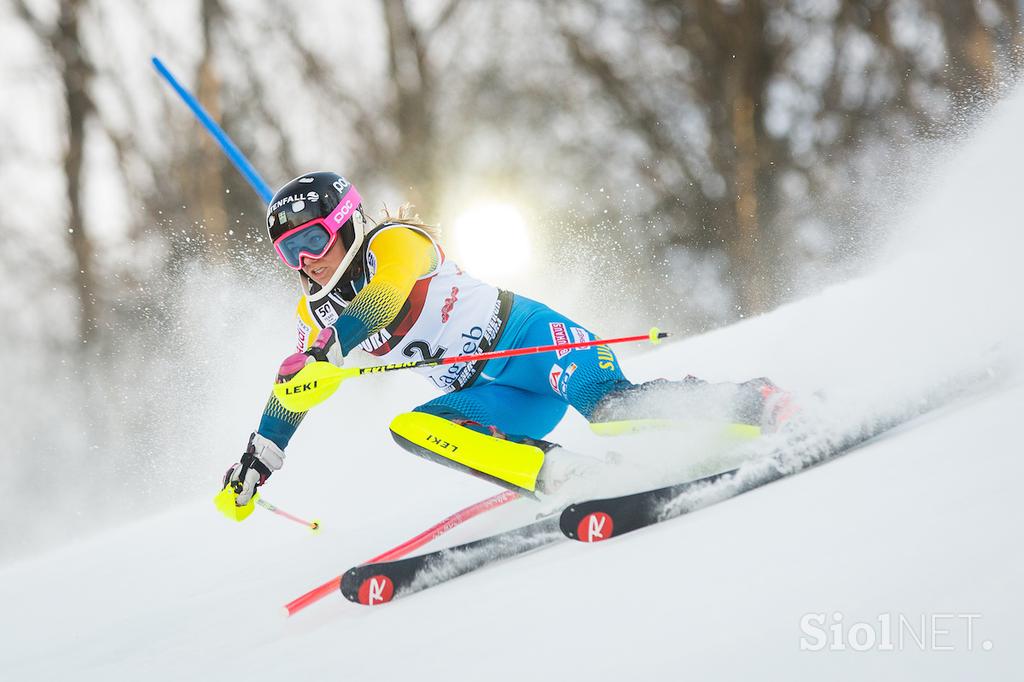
[403,340,447,363]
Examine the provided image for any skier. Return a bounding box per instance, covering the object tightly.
[222,172,795,510]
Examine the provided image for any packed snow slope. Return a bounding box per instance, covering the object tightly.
[3,92,1024,682]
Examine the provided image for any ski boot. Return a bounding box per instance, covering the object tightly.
[589,375,799,436]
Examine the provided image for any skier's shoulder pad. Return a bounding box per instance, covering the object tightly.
[366,223,438,277]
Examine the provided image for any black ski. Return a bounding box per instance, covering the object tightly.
[340,516,563,605]
[561,401,949,543]
[561,468,738,542]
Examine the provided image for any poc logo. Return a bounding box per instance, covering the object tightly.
[577,512,614,542]
[332,199,354,224]
[358,575,395,605]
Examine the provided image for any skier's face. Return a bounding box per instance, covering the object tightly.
[301,237,346,286]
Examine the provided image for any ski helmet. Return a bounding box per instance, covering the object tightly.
[266,171,365,287]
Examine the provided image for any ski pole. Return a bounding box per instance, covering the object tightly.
[215,484,320,531]
[282,490,520,616]
[275,327,670,412]
[152,56,274,202]
[256,499,321,533]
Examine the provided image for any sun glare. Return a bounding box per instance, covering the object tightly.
[451,203,532,278]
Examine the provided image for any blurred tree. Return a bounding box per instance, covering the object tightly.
[130,2,294,272]
[14,0,98,344]
[193,0,229,247]
[543,0,1022,319]
[174,0,304,255]
[380,0,438,207]
[11,0,1021,342]
[558,0,780,314]
[934,0,1022,110]
[266,0,463,216]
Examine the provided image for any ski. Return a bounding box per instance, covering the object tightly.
[340,516,563,605]
[561,468,737,542]
[561,400,951,543]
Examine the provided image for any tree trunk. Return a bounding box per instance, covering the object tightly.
[721,0,769,315]
[195,0,228,248]
[935,0,996,109]
[57,0,97,344]
[381,0,437,212]
[731,88,763,314]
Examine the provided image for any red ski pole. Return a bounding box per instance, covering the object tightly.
[283,490,520,616]
[275,328,670,412]
[256,499,320,532]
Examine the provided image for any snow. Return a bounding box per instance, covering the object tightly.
[1,384,1020,680]
[3,76,1024,682]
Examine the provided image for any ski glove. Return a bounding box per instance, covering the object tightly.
[276,326,343,383]
[223,432,285,506]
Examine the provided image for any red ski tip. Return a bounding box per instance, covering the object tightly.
[577,512,615,543]
[357,575,396,606]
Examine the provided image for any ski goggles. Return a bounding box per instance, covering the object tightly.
[271,187,363,270]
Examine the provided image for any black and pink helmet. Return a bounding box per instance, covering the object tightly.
[266,171,365,273]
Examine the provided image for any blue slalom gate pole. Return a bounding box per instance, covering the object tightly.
[151,56,274,203]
